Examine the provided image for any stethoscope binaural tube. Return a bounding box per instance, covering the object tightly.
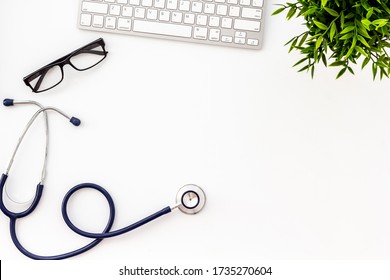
[0,99,205,260]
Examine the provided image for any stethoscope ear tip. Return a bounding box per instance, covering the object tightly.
[70,117,81,126]
[3,99,14,107]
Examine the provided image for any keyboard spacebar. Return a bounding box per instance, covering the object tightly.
[133,20,192,38]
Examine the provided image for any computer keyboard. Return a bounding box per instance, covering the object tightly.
[78,0,265,49]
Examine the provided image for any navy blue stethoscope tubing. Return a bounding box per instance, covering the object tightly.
[0,173,172,260]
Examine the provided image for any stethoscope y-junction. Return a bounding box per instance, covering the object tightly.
[0,98,206,260]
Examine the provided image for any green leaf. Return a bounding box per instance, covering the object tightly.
[372,63,378,80]
[330,61,345,67]
[272,7,286,16]
[355,46,369,57]
[361,57,370,69]
[366,8,374,19]
[313,20,328,30]
[298,32,309,47]
[339,33,354,40]
[298,64,310,72]
[336,67,347,79]
[345,36,357,59]
[361,19,371,29]
[324,7,339,17]
[321,0,328,8]
[340,26,355,34]
[315,35,323,50]
[357,35,370,48]
[330,22,337,42]
[293,57,308,67]
[286,7,297,20]
[372,19,389,28]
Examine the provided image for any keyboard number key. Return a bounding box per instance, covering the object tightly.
[118,18,132,30]
[234,37,245,44]
[80,13,92,26]
[194,27,207,40]
[105,16,117,29]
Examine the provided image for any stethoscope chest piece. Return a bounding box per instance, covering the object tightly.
[176,184,206,214]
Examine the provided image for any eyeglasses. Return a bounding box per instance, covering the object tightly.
[23,38,108,93]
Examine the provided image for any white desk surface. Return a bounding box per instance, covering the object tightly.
[1,0,390,260]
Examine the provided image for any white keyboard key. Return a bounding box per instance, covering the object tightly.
[239,0,250,5]
[217,5,228,16]
[154,0,165,8]
[193,27,207,39]
[184,13,195,24]
[93,15,104,27]
[133,20,192,37]
[215,0,225,3]
[82,2,108,14]
[252,0,263,7]
[204,3,215,14]
[110,4,121,15]
[196,15,207,26]
[191,2,203,13]
[209,16,220,27]
[142,0,153,7]
[129,0,140,5]
[105,0,115,2]
[80,13,92,26]
[242,8,262,19]
[122,6,133,17]
[167,0,178,9]
[247,38,259,45]
[105,16,116,29]
[118,18,132,30]
[209,29,220,41]
[179,0,190,11]
[221,17,232,28]
[221,35,233,42]
[229,6,240,17]
[172,11,183,22]
[147,9,158,19]
[134,7,146,18]
[118,0,128,3]
[234,19,260,31]
[227,0,238,4]
[159,10,170,21]
[234,37,245,44]
[235,31,246,38]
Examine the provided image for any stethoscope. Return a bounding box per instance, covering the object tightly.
[0,98,206,260]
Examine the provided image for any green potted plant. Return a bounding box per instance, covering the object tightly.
[273,0,390,79]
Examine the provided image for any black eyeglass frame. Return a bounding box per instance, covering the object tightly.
[23,38,108,93]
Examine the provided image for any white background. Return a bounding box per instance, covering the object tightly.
[1,0,390,261]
